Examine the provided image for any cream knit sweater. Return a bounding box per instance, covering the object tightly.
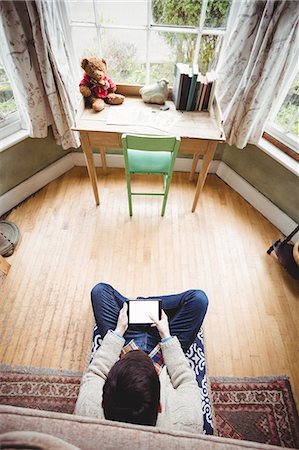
[74,331,203,433]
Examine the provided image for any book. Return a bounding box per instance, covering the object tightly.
[198,76,208,111]
[202,83,211,111]
[193,73,205,111]
[172,63,189,109]
[178,65,192,110]
[186,63,199,111]
[207,71,217,112]
[202,71,216,111]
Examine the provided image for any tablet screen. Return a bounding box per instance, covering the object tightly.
[128,300,161,324]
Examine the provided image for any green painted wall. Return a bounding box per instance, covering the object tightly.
[222,144,299,223]
[0,129,70,196]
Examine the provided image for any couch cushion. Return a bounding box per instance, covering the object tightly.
[0,431,80,450]
[0,405,282,450]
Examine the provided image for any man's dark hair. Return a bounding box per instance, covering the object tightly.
[102,350,160,426]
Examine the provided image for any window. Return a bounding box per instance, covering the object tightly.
[68,0,232,85]
[264,71,299,161]
[0,56,21,141]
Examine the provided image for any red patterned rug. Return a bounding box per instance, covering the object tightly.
[210,376,299,448]
[0,366,298,448]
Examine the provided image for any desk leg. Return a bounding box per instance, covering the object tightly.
[99,147,107,173]
[191,141,217,213]
[189,154,199,181]
[80,131,100,205]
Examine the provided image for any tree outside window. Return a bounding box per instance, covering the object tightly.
[0,59,17,123]
[274,73,299,140]
[265,72,299,156]
[151,0,230,75]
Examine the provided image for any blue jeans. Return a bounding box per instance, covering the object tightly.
[91,283,208,354]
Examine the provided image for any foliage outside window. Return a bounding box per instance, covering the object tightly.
[0,56,22,142]
[265,72,299,159]
[68,0,231,85]
[0,60,17,123]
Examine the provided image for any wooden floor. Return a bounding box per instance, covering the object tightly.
[1,167,298,408]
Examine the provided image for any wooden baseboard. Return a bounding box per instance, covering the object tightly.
[0,154,74,217]
[216,161,299,242]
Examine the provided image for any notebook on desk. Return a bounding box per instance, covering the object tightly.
[106,106,180,133]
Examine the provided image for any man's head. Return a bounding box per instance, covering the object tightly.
[102,350,160,426]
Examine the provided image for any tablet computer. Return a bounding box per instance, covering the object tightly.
[128,299,162,325]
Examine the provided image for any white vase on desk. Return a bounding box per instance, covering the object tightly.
[139,79,169,105]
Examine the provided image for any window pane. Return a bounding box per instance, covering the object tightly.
[205,0,231,29]
[149,31,196,83]
[96,0,147,26]
[0,59,17,122]
[100,29,146,84]
[198,34,223,74]
[69,0,95,22]
[151,0,201,27]
[71,26,99,65]
[275,73,299,138]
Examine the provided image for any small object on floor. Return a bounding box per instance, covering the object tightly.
[0,221,20,257]
[293,240,299,266]
[267,225,299,281]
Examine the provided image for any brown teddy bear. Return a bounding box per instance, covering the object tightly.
[79,56,125,112]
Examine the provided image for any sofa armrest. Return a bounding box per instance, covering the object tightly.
[0,405,282,450]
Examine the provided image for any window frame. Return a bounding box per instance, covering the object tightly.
[68,0,232,84]
[0,45,25,147]
[0,111,21,141]
[263,64,299,162]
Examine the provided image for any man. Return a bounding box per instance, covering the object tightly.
[75,283,208,433]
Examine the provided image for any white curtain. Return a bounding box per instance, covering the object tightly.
[0,0,80,149]
[216,0,299,149]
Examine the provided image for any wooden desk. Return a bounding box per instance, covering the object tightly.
[73,86,225,212]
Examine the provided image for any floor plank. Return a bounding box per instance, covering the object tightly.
[1,167,298,407]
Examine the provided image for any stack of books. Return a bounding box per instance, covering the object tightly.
[172,63,217,112]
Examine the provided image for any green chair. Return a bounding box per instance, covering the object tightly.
[121,134,181,216]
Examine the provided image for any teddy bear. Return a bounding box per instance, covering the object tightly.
[79,56,125,112]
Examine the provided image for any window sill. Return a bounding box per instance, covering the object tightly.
[0,129,30,153]
[258,137,299,177]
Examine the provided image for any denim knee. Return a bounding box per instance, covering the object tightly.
[91,282,110,306]
[190,289,209,312]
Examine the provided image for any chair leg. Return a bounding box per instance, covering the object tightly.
[126,174,133,216]
[161,174,171,217]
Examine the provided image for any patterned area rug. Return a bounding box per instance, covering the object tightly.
[0,366,82,414]
[210,376,299,448]
[0,366,298,448]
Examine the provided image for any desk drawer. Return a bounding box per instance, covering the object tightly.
[88,132,121,149]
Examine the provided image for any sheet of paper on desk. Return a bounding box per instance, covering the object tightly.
[106,107,180,132]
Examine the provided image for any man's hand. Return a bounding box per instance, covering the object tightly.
[114,302,128,337]
[149,310,170,340]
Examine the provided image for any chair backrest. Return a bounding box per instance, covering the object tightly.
[121,134,181,216]
[121,134,181,154]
